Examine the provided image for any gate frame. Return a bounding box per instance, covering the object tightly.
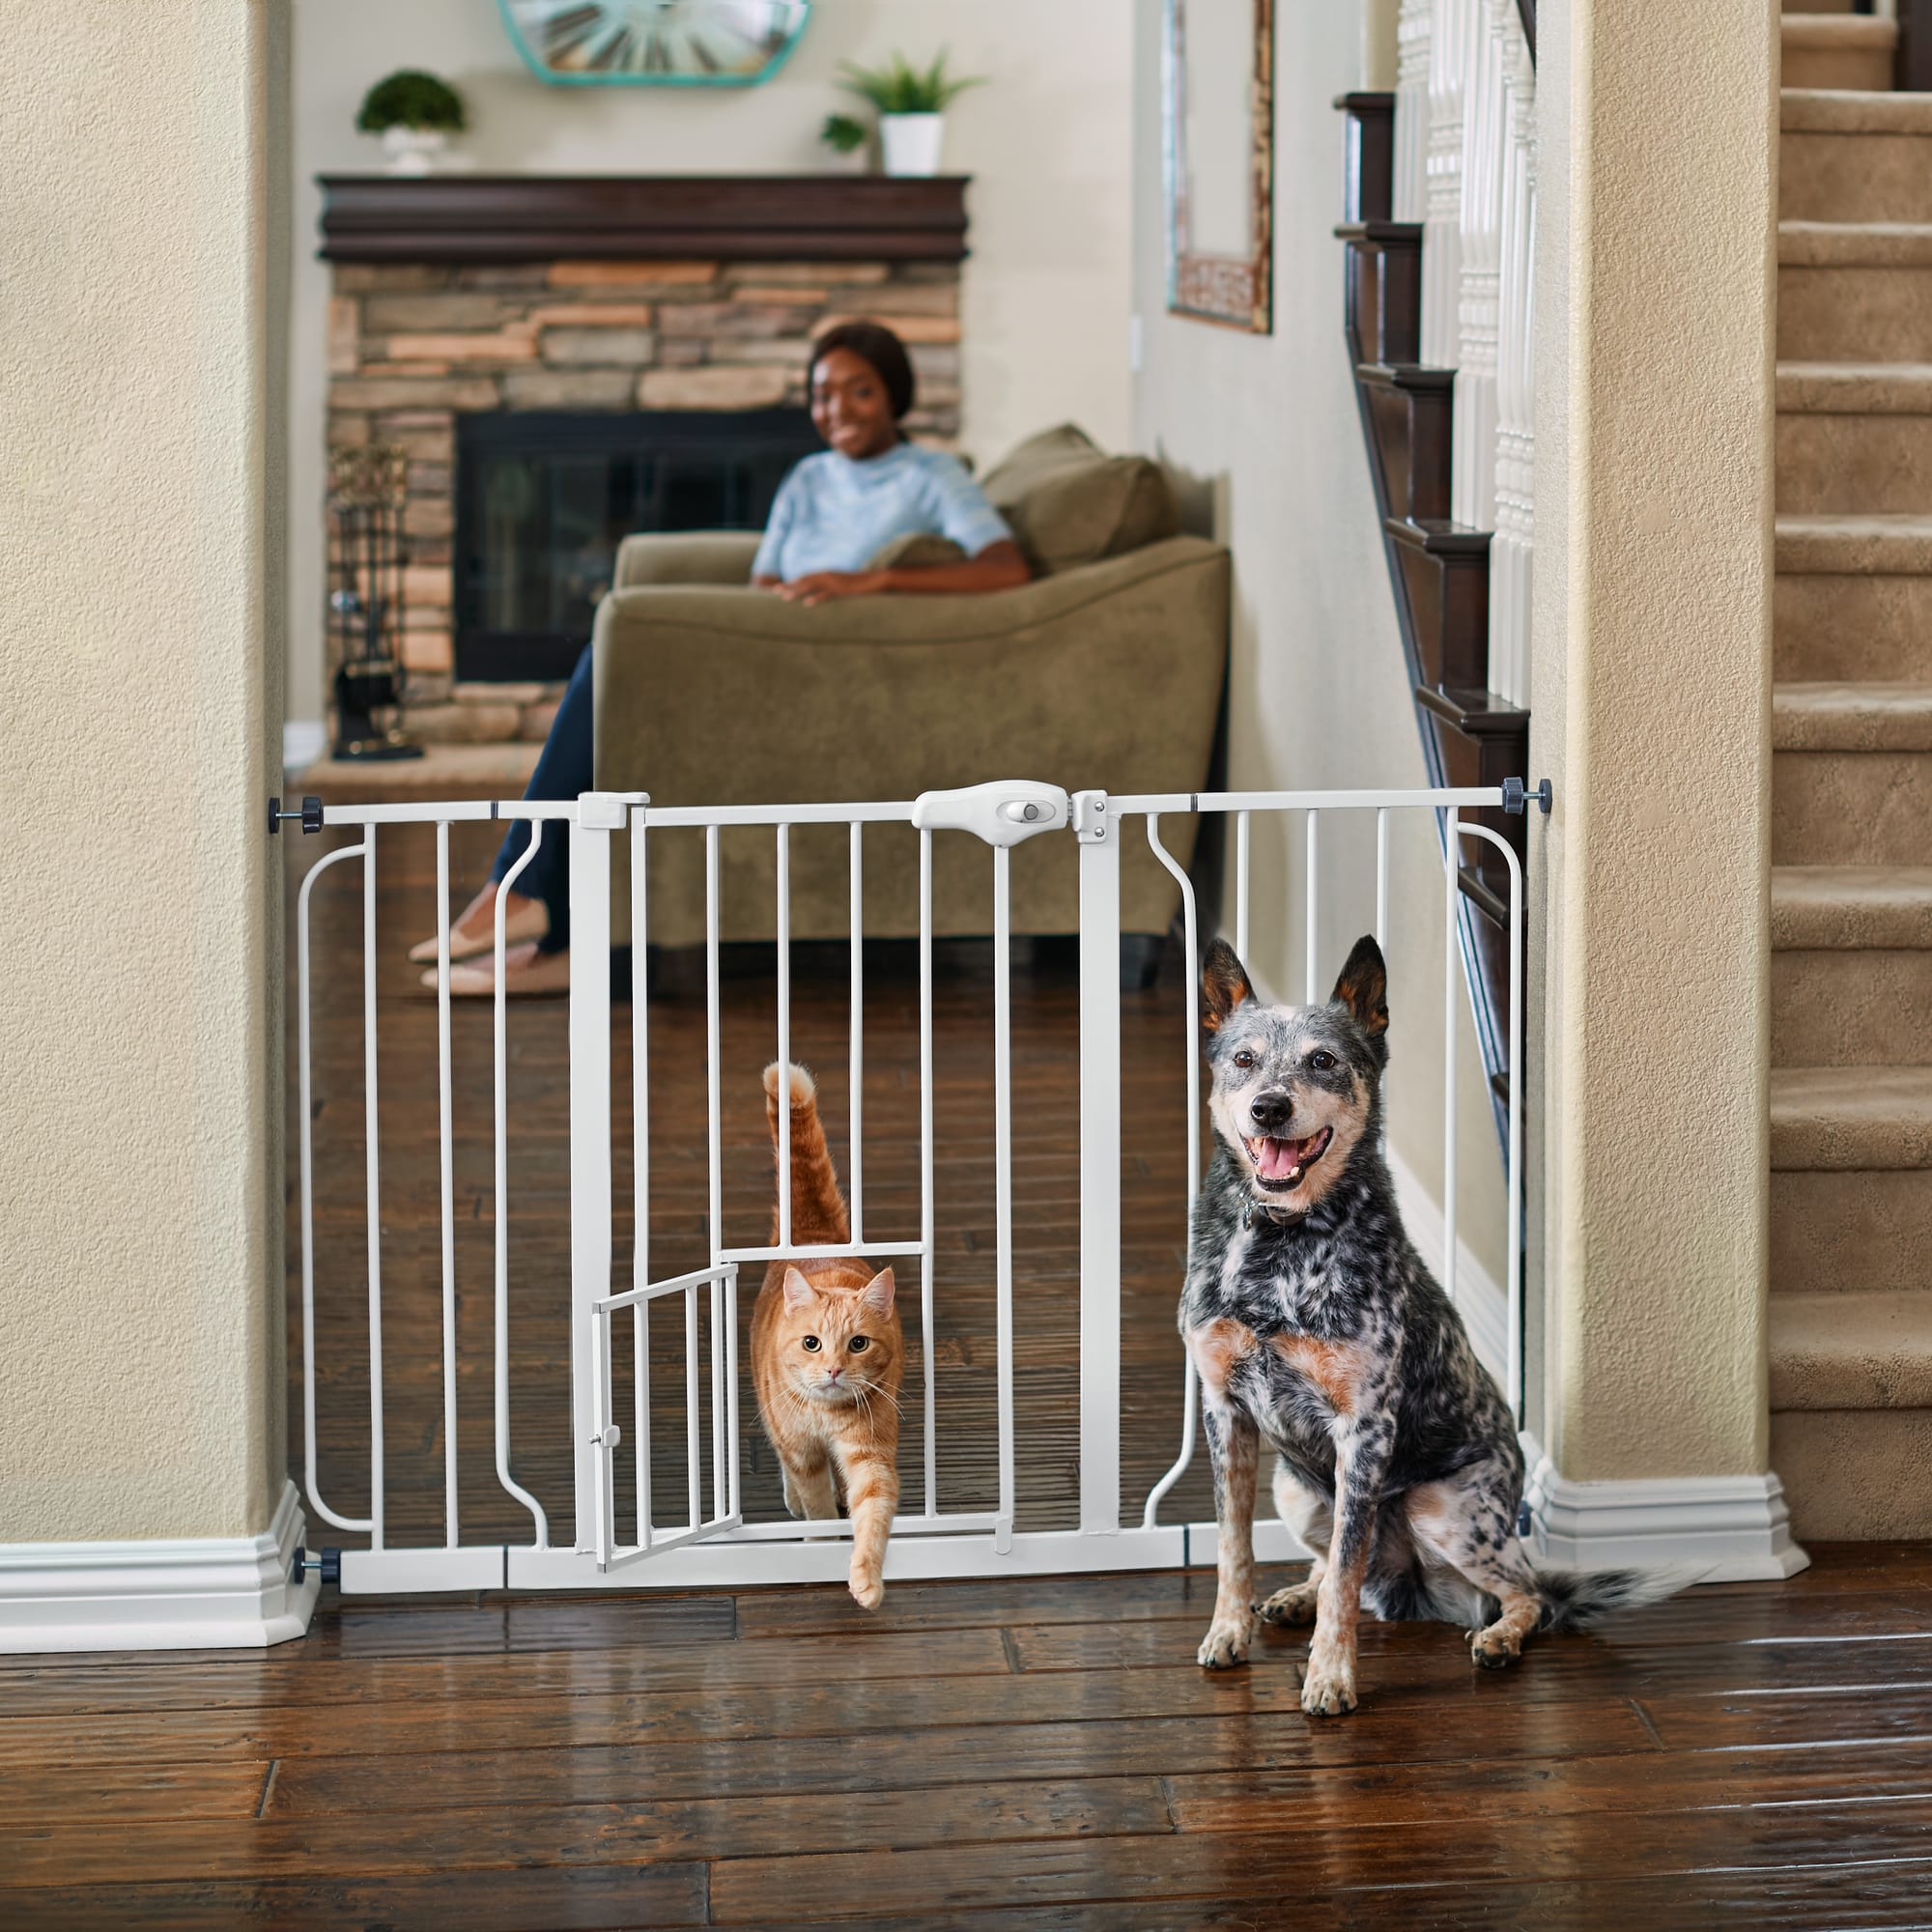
[293,781,1533,1594]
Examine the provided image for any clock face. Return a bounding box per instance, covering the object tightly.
[498,0,811,86]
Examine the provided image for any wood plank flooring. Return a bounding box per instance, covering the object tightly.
[5,824,1927,1923]
[8,1556,1932,1924]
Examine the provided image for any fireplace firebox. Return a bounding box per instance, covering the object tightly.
[453,409,818,683]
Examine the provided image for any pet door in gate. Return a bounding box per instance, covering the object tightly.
[584,1264,741,1573]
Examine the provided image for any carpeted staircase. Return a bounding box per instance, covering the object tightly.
[1771,2,1932,1536]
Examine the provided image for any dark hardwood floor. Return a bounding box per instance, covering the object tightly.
[4,823,1928,1925]
[7,1553,1932,1925]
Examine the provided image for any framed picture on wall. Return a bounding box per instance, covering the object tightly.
[1164,0,1274,332]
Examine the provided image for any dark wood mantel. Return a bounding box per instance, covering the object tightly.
[318,175,971,265]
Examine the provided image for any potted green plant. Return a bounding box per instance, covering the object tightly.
[838,50,982,178]
[356,70,467,176]
[819,112,871,173]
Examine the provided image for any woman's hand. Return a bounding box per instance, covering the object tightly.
[775,569,889,607]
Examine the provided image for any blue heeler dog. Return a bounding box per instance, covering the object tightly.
[1182,933,1686,1717]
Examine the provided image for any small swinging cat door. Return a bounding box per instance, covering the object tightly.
[584,1264,744,1572]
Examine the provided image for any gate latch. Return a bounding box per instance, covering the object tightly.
[911,781,1069,848]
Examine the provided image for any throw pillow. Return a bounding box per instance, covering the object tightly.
[980,424,1179,575]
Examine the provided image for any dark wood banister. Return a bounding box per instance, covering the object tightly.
[1517,0,1536,64]
[1899,0,1932,91]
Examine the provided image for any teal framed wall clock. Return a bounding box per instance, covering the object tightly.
[497,1,810,87]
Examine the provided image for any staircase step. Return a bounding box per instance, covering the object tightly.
[1771,1409,1932,1541]
[1774,1167,1932,1296]
[1776,511,1932,574]
[1772,1292,1932,1410]
[1774,681,1932,750]
[1774,942,1932,1065]
[1772,861,1932,1065]
[1771,1065,1932,1169]
[1777,364,1932,517]
[1781,14,1898,91]
[1780,224,1932,359]
[1776,570,1932,681]
[1773,865,1932,948]
[1783,104,1932,225]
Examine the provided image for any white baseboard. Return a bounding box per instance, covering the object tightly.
[283,718,327,774]
[0,1479,319,1654]
[1520,1436,1809,1582]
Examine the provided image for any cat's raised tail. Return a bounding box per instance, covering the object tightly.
[762,1062,850,1248]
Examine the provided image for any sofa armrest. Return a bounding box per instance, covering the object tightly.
[613,530,762,589]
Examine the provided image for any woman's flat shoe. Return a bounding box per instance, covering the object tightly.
[408,900,549,964]
[421,944,570,998]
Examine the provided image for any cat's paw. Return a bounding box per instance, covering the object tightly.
[1197,1612,1255,1669]
[849,1570,884,1610]
[781,1475,803,1520]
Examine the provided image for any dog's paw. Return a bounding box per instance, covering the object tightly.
[1196,1614,1256,1669]
[1467,1623,1522,1669]
[848,1569,884,1611]
[1258,1580,1321,1628]
[1300,1658,1359,1718]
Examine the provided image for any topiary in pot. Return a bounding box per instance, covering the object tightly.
[356,71,468,176]
[838,50,982,177]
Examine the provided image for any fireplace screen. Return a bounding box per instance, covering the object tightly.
[454,409,817,682]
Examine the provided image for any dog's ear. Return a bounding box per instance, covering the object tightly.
[1330,935,1389,1038]
[1202,939,1253,1034]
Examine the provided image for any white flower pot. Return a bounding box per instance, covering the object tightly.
[382,127,449,177]
[880,113,945,178]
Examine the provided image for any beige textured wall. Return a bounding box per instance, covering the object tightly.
[0,0,283,1541]
[285,0,1133,722]
[1532,0,1776,1479]
[1130,0,1509,1291]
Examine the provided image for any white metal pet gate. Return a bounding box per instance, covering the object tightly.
[292,780,1531,1593]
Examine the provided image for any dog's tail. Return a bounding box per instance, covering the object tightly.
[1534,1562,1706,1632]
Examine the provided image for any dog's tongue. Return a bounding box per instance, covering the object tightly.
[1256,1136,1310,1180]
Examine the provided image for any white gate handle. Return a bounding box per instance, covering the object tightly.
[912,781,1069,847]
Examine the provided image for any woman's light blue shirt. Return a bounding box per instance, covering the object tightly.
[752,441,1012,582]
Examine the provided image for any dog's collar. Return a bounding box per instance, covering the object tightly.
[1242,1197,1306,1232]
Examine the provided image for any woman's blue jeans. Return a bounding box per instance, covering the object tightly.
[489,640,594,952]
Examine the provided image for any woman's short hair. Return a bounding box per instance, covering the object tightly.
[810,320,916,419]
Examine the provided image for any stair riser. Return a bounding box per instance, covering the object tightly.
[1773,1167,1932,1295]
[1775,751,1932,864]
[1781,46,1896,90]
[1770,1409,1932,1540]
[1776,572,1932,681]
[1773,948,1932,1065]
[1776,413,1932,515]
[1779,266,1932,360]
[1781,134,1932,224]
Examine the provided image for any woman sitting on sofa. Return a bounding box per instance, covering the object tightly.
[412,319,1030,994]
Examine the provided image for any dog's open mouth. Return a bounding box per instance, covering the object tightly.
[1243,1125,1333,1192]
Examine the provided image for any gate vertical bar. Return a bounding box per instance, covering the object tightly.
[1234,810,1251,960]
[362,824,384,1549]
[569,803,613,1548]
[1304,810,1321,999]
[776,825,791,1250]
[435,821,459,1548]
[1506,848,1523,1419]
[992,843,1016,1550]
[701,826,721,1523]
[1076,798,1122,1535]
[1143,812,1202,1527]
[1442,806,1460,1307]
[849,823,864,1242]
[918,827,937,1519]
[631,810,650,1541]
[1376,809,1389,948]
[494,827,549,1543]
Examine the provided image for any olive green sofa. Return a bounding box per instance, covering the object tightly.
[590,426,1231,950]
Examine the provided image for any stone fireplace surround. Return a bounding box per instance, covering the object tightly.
[319,177,969,751]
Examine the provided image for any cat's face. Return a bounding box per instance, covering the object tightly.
[775,1266,900,1406]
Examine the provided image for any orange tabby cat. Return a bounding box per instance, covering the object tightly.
[752,1063,903,1608]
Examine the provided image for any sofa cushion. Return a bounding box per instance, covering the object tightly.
[869,530,968,571]
[980,423,1179,575]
